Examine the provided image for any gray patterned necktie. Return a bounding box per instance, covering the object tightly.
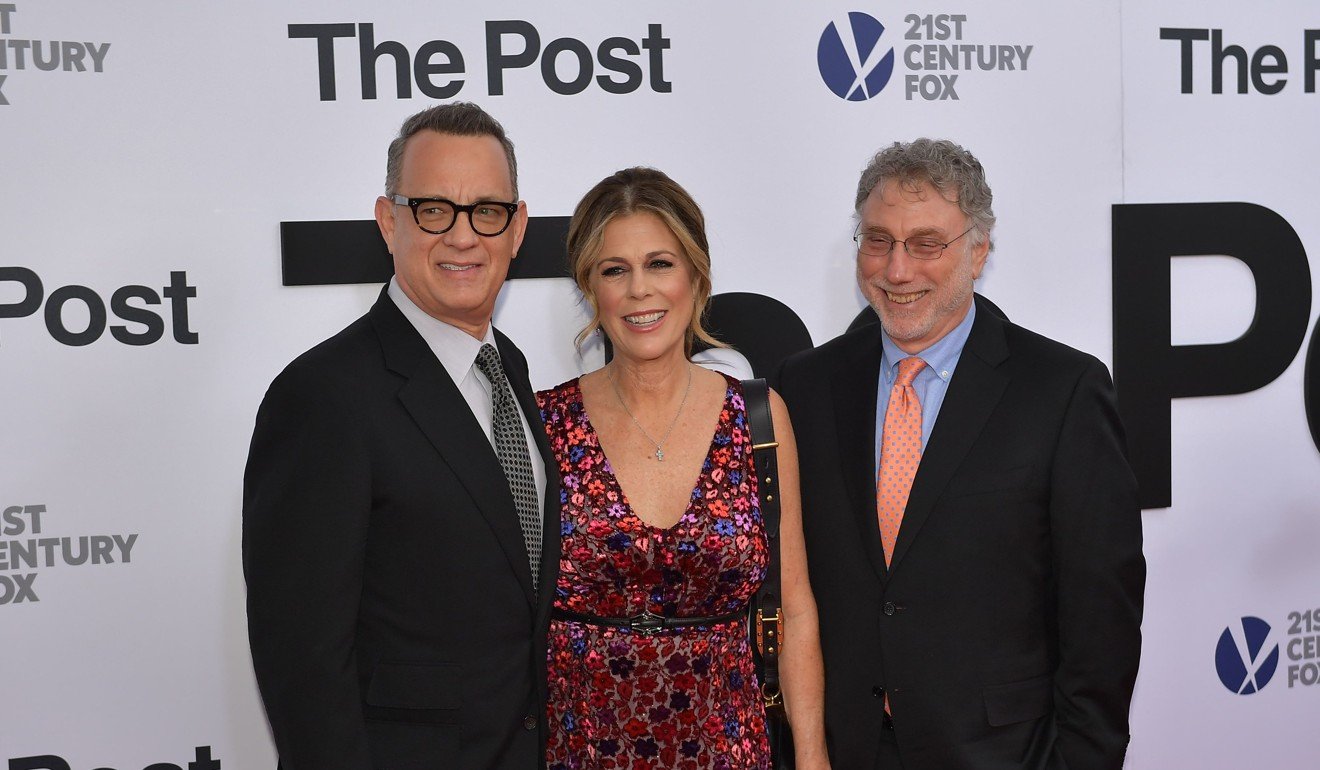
[474,343,542,591]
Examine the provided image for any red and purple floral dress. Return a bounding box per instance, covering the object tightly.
[536,374,771,770]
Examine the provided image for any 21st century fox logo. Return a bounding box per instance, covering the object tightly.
[817,11,1032,101]
[1216,610,1320,694]
[0,4,111,106]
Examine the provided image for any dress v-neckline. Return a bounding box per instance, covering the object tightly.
[574,376,733,532]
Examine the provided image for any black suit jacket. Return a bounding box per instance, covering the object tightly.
[243,288,560,770]
[778,296,1144,770]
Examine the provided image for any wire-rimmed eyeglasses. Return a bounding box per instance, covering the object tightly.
[853,225,976,260]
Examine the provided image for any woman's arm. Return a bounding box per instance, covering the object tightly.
[768,389,831,770]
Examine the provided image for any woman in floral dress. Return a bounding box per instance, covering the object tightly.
[536,168,830,770]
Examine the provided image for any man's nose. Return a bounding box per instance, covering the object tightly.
[885,246,919,283]
[443,211,480,248]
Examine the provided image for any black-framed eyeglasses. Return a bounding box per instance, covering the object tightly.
[391,195,519,236]
[853,225,976,260]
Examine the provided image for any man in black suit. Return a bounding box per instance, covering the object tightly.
[778,139,1144,770]
[243,103,558,770]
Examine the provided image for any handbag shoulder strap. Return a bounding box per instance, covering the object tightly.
[742,378,780,537]
[742,377,784,715]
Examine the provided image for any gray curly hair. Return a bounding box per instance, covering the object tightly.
[855,138,996,250]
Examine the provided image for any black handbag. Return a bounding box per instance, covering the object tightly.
[742,378,795,768]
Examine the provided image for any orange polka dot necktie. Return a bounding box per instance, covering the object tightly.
[877,356,926,568]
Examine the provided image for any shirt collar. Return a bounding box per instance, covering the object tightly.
[387,277,496,384]
[880,297,977,381]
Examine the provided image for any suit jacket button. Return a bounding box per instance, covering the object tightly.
[872,686,883,698]
[883,601,896,616]
[523,715,538,731]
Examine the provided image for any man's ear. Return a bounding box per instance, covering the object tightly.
[374,196,397,249]
[971,237,989,280]
[508,200,529,258]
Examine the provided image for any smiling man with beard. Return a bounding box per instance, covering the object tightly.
[777,139,1145,770]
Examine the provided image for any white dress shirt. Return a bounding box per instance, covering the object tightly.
[387,278,548,512]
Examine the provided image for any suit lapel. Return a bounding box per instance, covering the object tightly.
[370,293,538,605]
[889,299,1010,573]
[832,327,889,583]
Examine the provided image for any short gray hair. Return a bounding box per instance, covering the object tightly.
[384,102,518,198]
[855,138,995,249]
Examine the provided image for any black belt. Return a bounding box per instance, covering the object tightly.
[552,607,746,636]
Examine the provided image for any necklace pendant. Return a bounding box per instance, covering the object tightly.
[655,448,664,461]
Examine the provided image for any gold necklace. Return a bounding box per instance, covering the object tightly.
[607,364,693,461]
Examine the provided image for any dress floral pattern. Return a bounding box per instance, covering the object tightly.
[537,374,771,770]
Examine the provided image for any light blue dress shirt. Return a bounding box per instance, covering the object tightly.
[874,300,977,470]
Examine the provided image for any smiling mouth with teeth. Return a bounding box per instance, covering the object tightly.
[439,263,478,271]
[624,311,666,325]
[886,290,927,304]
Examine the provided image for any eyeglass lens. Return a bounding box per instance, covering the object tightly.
[856,234,948,259]
[413,200,511,236]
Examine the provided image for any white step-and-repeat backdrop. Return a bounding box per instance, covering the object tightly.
[3,1,1317,767]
